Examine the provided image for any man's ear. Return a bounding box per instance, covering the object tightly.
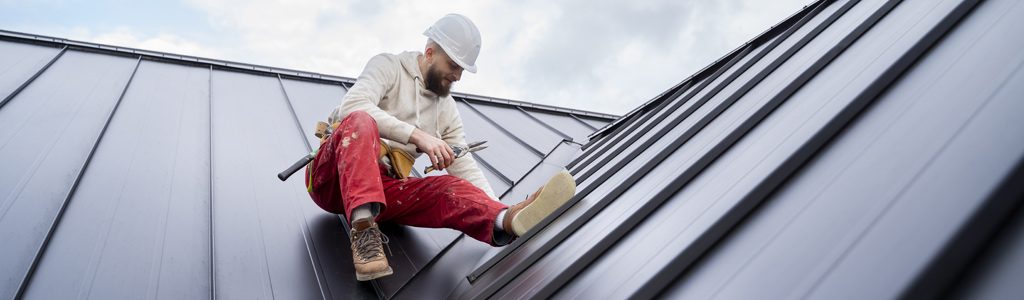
[423,46,434,62]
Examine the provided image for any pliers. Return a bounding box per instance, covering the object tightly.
[424,140,488,173]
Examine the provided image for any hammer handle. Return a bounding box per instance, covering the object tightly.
[278,153,314,181]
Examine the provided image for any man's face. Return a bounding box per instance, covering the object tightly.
[424,48,464,97]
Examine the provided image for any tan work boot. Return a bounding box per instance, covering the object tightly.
[504,170,577,236]
[350,218,392,281]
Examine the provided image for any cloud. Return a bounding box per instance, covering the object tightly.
[61,27,225,59]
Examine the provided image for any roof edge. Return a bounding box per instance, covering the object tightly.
[0,29,617,120]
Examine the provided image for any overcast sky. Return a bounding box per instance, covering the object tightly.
[2,0,813,115]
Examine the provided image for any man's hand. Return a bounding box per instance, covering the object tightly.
[409,128,455,171]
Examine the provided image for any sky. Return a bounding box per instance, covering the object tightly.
[1,0,813,115]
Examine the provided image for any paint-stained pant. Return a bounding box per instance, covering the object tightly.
[306,111,509,245]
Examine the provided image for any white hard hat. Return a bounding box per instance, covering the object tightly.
[423,13,481,73]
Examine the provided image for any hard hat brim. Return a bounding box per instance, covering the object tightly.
[424,28,478,73]
[438,43,477,73]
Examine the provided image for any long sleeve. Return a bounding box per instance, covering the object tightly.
[440,106,499,201]
[330,54,417,144]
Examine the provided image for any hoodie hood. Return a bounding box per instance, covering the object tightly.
[397,51,442,137]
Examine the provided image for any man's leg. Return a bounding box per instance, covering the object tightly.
[306,110,392,281]
[306,111,387,219]
[375,170,577,246]
[377,174,515,246]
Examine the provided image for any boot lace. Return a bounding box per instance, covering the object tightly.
[354,226,391,261]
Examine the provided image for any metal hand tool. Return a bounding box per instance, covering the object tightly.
[424,140,488,174]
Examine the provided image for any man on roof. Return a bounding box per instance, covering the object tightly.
[305,13,576,281]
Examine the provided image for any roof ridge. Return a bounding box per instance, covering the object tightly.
[0,28,617,120]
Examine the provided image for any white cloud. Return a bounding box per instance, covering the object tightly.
[60,27,224,59]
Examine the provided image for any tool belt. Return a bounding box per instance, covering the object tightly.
[312,121,415,179]
[378,141,414,179]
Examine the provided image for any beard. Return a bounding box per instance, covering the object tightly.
[424,64,452,97]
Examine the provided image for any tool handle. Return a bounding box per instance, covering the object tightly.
[415,145,465,155]
[278,153,314,181]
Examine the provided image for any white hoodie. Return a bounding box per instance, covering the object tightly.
[328,51,498,200]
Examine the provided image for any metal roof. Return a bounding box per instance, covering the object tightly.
[396,0,1024,298]
[4,0,1024,298]
[0,29,613,299]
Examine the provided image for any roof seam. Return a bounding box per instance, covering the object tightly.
[497,140,578,200]
[588,0,827,139]
[465,40,755,288]
[515,107,572,140]
[471,0,844,293]
[537,0,855,295]
[16,56,143,298]
[569,80,693,174]
[457,95,618,119]
[274,74,332,299]
[277,75,313,153]
[459,99,545,158]
[472,151,514,187]
[0,45,66,110]
[207,65,216,300]
[470,39,758,297]
[572,38,756,185]
[578,79,689,152]
[567,114,599,131]
[630,0,915,295]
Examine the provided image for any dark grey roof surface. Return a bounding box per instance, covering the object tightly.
[4,0,1024,298]
[0,29,613,299]
[411,0,1024,299]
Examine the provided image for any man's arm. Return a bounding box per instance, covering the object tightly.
[330,54,417,144]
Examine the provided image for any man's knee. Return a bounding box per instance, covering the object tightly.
[338,110,379,138]
[343,110,375,125]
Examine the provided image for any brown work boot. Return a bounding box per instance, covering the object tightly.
[350,218,392,281]
[504,170,577,236]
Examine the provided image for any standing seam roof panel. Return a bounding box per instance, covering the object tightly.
[279,78,348,149]
[568,82,693,175]
[0,41,60,104]
[569,74,711,182]
[0,50,137,300]
[460,28,760,299]
[210,70,326,299]
[498,19,804,295]
[522,109,596,142]
[477,0,905,294]
[949,170,1024,300]
[801,3,1024,298]
[573,116,609,131]
[21,60,212,299]
[552,1,850,293]
[0,28,616,300]
[454,100,540,182]
[275,75,381,299]
[479,0,847,292]
[565,0,974,297]
[468,102,564,156]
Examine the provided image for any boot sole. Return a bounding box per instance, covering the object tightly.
[510,170,576,236]
[356,266,393,281]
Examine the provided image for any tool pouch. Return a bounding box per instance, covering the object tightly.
[315,121,333,144]
[379,140,414,179]
[308,121,413,185]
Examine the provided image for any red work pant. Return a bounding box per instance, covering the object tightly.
[306,111,508,245]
